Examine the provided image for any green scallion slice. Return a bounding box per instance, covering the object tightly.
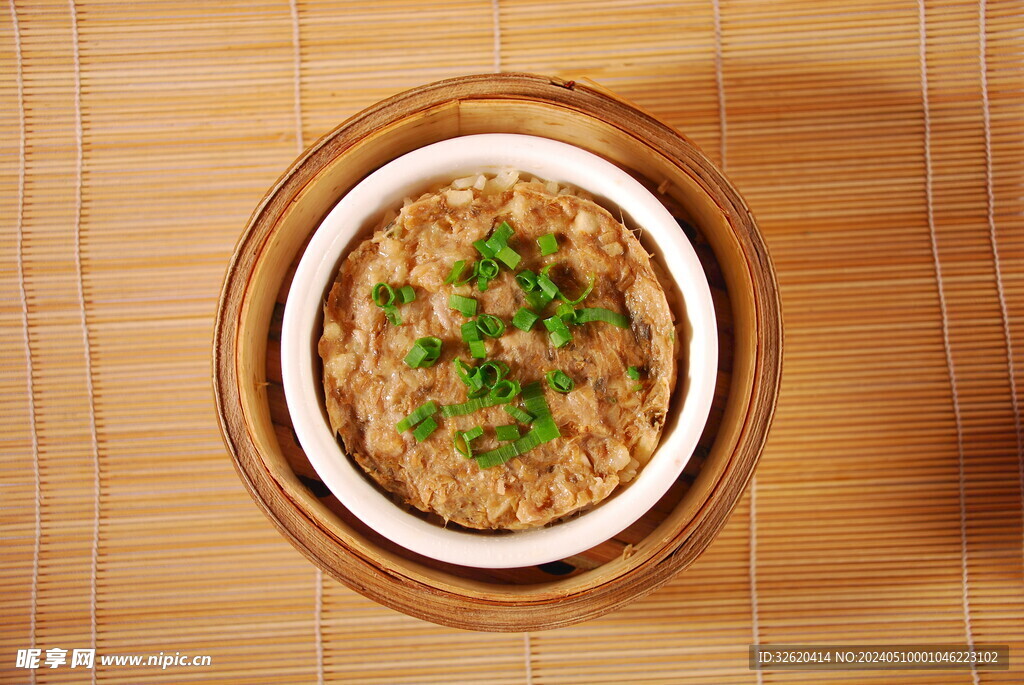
[512,307,540,331]
[520,381,550,419]
[412,416,438,442]
[475,314,505,338]
[555,302,577,324]
[495,424,521,441]
[441,397,488,417]
[461,320,481,342]
[454,359,480,388]
[574,307,631,328]
[477,360,510,387]
[558,274,594,305]
[440,380,520,418]
[372,283,402,325]
[525,290,554,311]
[457,260,479,286]
[474,414,560,468]
[485,221,515,251]
[473,441,521,468]
[449,293,478,317]
[494,245,522,270]
[627,366,642,381]
[372,282,396,307]
[476,258,499,292]
[395,400,439,433]
[444,260,467,285]
[488,379,522,403]
[530,415,561,442]
[453,425,484,458]
[515,269,538,292]
[546,369,575,393]
[404,336,442,368]
[503,404,534,424]
[473,239,496,258]
[536,273,560,300]
[537,233,559,256]
[543,315,573,348]
[461,321,487,358]
[398,285,416,303]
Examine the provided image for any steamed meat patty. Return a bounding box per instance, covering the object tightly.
[318,175,677,530]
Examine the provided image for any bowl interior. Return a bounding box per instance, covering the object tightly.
[281,133,717,568]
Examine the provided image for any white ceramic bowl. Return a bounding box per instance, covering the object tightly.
[281,134,717,568]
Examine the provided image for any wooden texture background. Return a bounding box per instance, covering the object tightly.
[1,0,1022,682]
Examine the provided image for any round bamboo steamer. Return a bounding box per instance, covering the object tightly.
[213,73,782,631]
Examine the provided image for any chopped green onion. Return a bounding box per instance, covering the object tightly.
[530,415,561,442]
[512,307,540,331]
[473,239,496,258]
[558,274,595,305]
[536,273,560,300]
[395,400,439,433]
[461,320,480,340]
[477,360,510,387]
[495,425,521,441]
[503,404,534,424]
[440,380,520,417]
[447,260,481,286]
[525,290,554,311]
[494,245,522,270]
[515,269,538,292]
[477,258,499,291]
[404,336,442,368]
[457,260,479,286]
[632,383,643,392]
[537,233,559,256]
[546,369,575,393]
[474,407,560,468]
[473,441,521,468]
[574,307,631,328]
[453,425,484,458]
[441,397,488,417]
[449,293,478,317]
[444,260,467,285]
[485,221,515,252]
[521,381,551,419]
[627,366,642,381]
[461,321,487,359]
[398,285,416,303]
[372,283,402,325]
[372,282,396,307]
[540,262,558,277]
[412,416,438,442]
[475,314,505,338]
[454,359,478,386]
[488,379,522,403]
[555,302,577,324]
[543,315,573,348]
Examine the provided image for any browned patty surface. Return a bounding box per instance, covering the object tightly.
[319,177,677,530]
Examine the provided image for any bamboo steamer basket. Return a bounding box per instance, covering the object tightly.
[213,73,782,631]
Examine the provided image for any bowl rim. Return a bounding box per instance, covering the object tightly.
[280,133,718,568]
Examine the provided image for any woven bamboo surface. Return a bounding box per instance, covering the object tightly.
[2,1,1022,683]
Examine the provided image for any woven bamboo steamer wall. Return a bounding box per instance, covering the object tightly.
[213,72,781,631]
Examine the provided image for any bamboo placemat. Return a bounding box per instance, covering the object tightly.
[2,0,1022,683]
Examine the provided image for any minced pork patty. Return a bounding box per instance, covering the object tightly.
[318,172,677,530]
